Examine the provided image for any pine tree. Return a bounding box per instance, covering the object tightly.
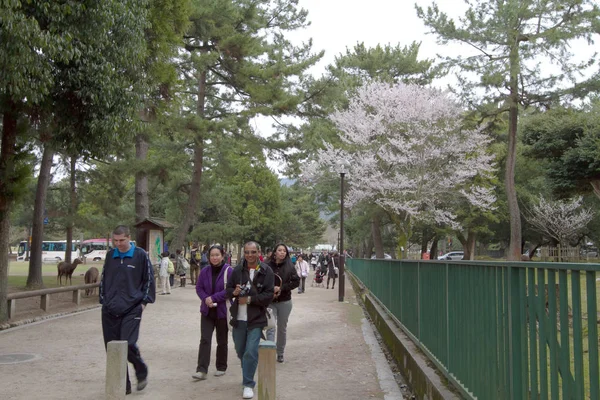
[416,0,600,260]
[168,0,322,251]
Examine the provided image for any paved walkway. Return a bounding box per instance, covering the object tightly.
[0,274,403,400]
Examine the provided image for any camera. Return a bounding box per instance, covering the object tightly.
[238,280,252,297]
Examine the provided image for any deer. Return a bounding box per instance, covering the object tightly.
[57,258,83,286]
[84,266,100,296]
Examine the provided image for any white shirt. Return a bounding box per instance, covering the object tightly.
[295,260,309,277]
[159,257,169,277]
[237,268,256,321]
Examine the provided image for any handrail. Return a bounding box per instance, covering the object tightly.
[363,257,600,271]
[347,258,600,399]
[7,283,100,300]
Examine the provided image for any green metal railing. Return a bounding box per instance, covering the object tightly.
[347,259,600,399]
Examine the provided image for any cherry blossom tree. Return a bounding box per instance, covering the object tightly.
[303,82,496,257]
[526,196,594,249]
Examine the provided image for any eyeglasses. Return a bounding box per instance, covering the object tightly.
[244,250,258,254]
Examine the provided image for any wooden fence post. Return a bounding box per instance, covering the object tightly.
[72,289,81,305]
[40,294,50,311]
[258,340,276,400]
[106,340,128,400]
[8,299,15,319]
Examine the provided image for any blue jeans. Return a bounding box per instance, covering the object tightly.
[232,321,262,388]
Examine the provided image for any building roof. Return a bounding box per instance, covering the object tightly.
[134,217,175,229]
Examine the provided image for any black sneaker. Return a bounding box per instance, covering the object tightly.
[137,378,148,391]
[277,355,284,363]
[126,387,132,395]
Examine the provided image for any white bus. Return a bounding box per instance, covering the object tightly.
[17,240,81,263]
[80,238,112,261]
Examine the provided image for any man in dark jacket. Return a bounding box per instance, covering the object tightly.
[226,241,274,399]
[99,225,155,395]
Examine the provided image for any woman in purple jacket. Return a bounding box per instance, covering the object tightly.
[193,244,233,380]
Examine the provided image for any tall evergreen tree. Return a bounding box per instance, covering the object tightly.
[417,0,600,260]
[169,0,322,251]
[0,1,149,317]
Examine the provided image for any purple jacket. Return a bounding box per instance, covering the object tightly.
[196,263,232,319]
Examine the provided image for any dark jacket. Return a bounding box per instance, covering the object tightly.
[99,245,155,317]
[328,254,339,278]
[190,249,200,267]
[226,260,274,329]
[267,258,300,303]
[318,253,330,273]
[196,263,233,319]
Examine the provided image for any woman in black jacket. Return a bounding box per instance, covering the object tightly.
[265,243,300,363]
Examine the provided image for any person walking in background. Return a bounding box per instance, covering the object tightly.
[227,241,274,399]
[189,243,200,285]
[295,255,309,294]
[327,251,339,290]
[99,225,155,395]
[158,251,171,295]
[169,253,176,288]
[200,245,210,270]
[310,253,318,271]
[265,243,300,363]
[176,249,188,287]
[193,244,233,380]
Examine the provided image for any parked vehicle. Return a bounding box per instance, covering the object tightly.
[370,253,392,259]
[81,238,111,261]
[17,240,81,262]
[437,251,464,261]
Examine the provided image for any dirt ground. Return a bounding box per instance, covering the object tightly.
[0,274,403,400]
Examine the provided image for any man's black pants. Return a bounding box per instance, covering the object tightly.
[102,305,148,392]
[196,314,228,373]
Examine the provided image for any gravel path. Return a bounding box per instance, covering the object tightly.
[0,274,402,400]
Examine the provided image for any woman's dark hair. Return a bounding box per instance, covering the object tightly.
[209,244,224,256]
[269,243,290,264]
[161,251,169,257]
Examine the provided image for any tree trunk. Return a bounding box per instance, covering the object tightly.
[430,235,439,260]
[0,104,19,322]
[135,129,150,248]
[171,70,206,251]
[27,144,54,288]
[590,179,600,200]
[65,155,77,263]
[371,215,384,259]
[420,228,435,259]
[464,230,476,260]
[506,43,522,261]
[457,229,476,260]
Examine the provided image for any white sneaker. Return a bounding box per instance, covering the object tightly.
[214,370,226,377]
[242,386,254,399]
[192,371,207,380]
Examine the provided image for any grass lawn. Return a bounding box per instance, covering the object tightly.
[7,260,103,291]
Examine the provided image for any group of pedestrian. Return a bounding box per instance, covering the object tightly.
[191,241,301,398]
[314,250,340,289]
[99,225,318,399]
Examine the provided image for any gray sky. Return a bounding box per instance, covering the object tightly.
[261,0,596,175]
[261,0,466,174]
[287,0,465,76]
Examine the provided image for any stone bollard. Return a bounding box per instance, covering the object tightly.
[257,340,276,400]
[106,340,128,400]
